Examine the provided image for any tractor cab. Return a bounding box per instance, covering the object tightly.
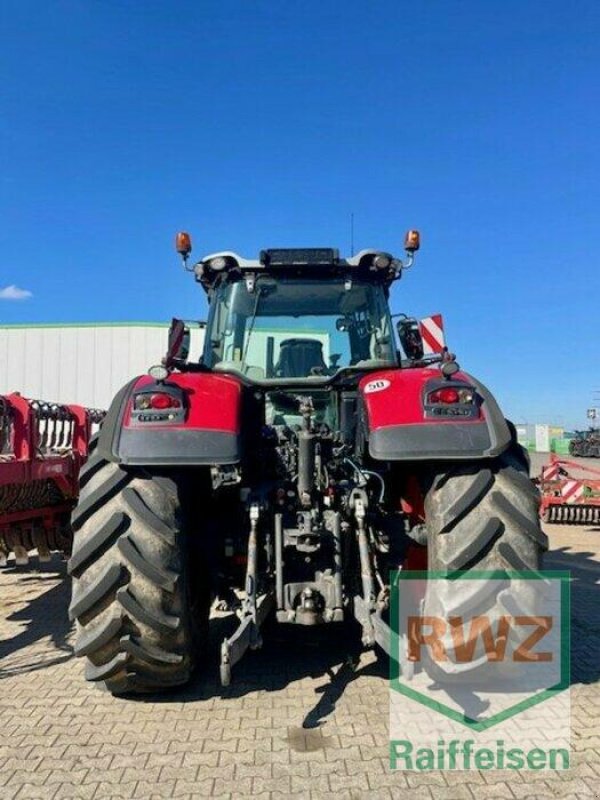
[203,271,397,381]
[174,236,421,384]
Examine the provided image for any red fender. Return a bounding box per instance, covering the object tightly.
[100,372,243,467]
[359,367,511,461]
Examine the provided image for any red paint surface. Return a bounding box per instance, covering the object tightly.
[125,372,242,433]
[404,543,428,571]
[400,474,426,524]
[359,368,483,429]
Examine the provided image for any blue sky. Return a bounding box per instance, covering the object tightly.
[0,1,598,428]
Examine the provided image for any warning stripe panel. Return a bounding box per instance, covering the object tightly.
[419,314,445,354]
[561,480,585,503]
[420,326,440,354]
[542,465,560,481]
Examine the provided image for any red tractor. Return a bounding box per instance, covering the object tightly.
[69,232,546,694]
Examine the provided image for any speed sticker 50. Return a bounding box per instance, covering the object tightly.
[364,379,391,394]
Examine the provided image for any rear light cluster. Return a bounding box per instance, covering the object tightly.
[134,393,181,411]
[424,383,479,419]
[426,387,474,405]
[131,389,186,424]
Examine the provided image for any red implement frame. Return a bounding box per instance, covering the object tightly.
[538,453,600,525]
[0,393,105,564]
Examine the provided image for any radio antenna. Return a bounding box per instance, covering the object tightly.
[350,212,355,256]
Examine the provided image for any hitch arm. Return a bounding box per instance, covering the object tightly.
[220,503,274,686]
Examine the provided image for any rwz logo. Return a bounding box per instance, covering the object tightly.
[389,572,570,732]
[407,615,553,664]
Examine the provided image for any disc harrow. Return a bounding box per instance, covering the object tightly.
[0,393,104,565]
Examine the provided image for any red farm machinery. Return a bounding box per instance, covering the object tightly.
[539,454,600,525]
[0,393,104,565]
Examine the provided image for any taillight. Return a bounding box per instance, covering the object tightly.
[134,393,181,410]
[151,393,180,409]
[427,387,474,405]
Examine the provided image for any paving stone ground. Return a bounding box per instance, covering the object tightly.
[1,511,598,799]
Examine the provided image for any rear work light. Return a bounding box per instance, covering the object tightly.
[373,253,393,270]
[208,256,228,271]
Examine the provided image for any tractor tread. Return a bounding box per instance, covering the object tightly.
[436,468,494,535]
[72,467,130,531]
[497,542,547,577]
[69,562,124,620]
[68,512,128,577]
[441,516,503,572]
[502,465,540,501]
[85,652,129,683]
[120,634,184,666]
[79,452,106,488]
[493,492,549,550]
[122,487,176,544]
[75,611,123,657]
[116,586,180,635]
[440,575,508,618]
[118,534,177,591]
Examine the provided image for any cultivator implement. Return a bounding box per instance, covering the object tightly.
[0,393,104,565]
[539,455,600,525]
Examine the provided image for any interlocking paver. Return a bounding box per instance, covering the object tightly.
[52,783,99,799]
[425,786,475,800]
[251,775,293,794]
[0,785,22,800]
[12,784,59,800]
[173,778,215,796]
[1,519,598,800]
[45,770,89,787]
[94,781,138,798]
[213,776,253,795]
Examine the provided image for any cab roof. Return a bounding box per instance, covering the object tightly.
[198,248,390,270]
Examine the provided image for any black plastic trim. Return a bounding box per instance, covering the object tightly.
[97,378,140,463]
[116,429,240,466]
[369,422,495,460]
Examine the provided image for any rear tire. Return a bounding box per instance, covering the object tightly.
[68,452,210,695]
[420,445,548,683]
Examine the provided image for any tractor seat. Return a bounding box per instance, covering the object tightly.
[274,338,327,378]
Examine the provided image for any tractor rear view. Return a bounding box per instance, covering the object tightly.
[569,429,600,458]
[69,231,546,694]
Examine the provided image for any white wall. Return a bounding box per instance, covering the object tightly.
[0,324,205,411]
